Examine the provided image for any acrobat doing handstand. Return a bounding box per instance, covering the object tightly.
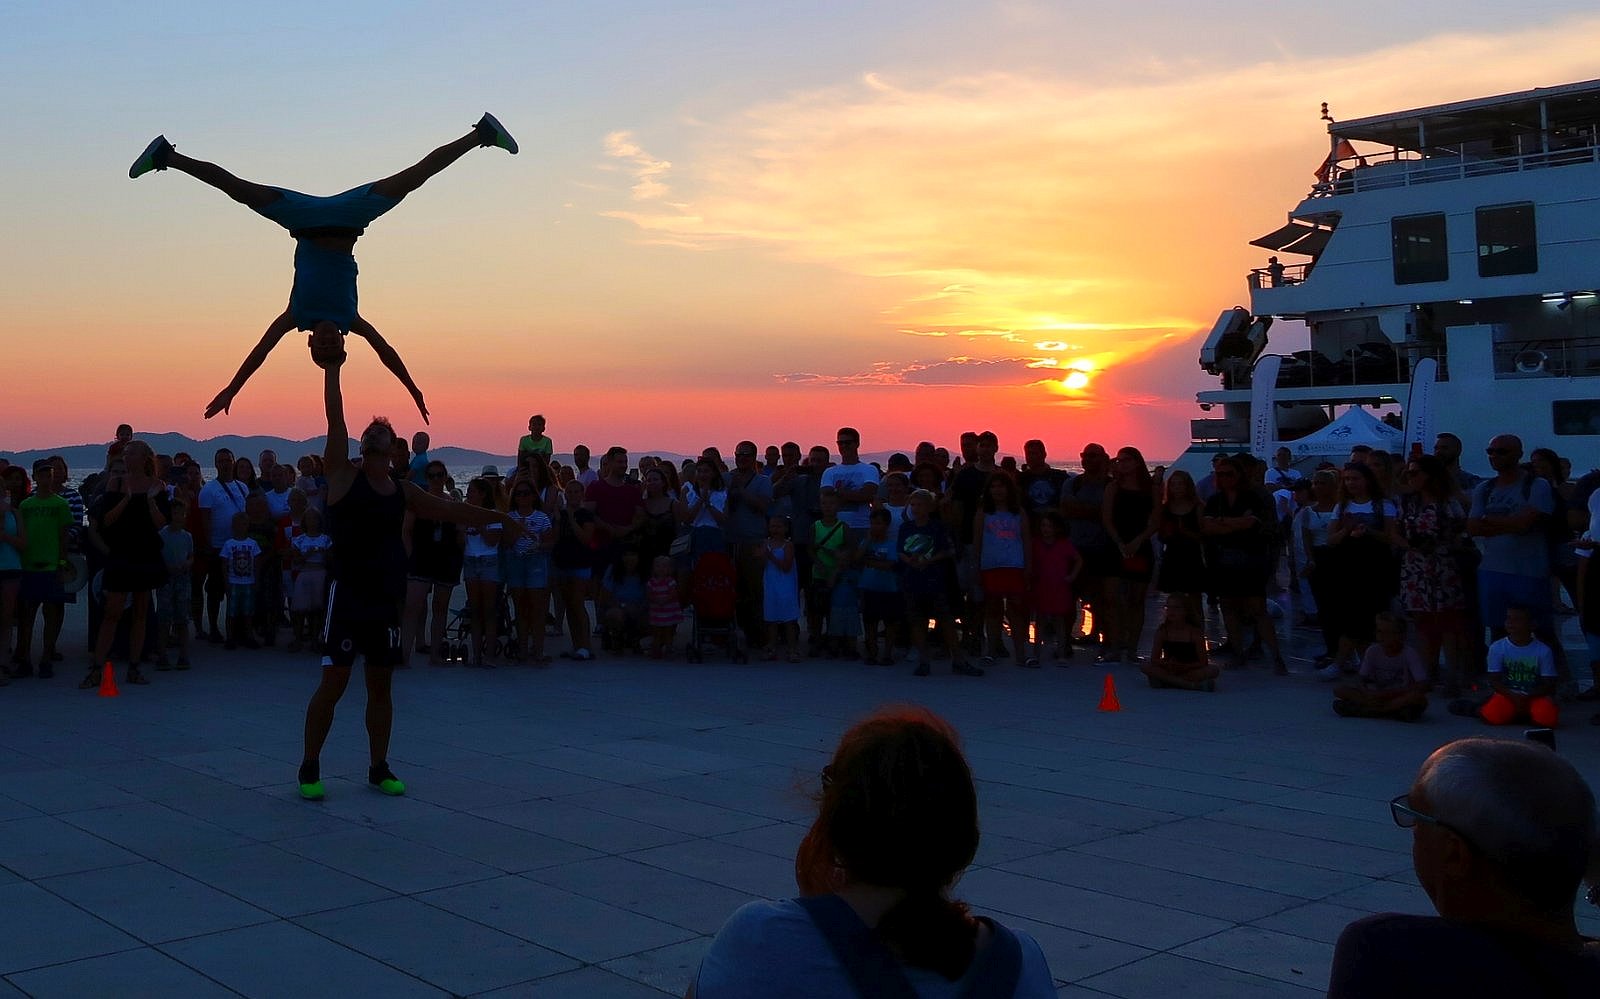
[128,113,519,423]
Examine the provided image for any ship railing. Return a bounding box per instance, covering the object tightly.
[1247,263,1311,289]
[1493,335,1600,379]
[1237,342,1444,390]
[1310,142,1600,198]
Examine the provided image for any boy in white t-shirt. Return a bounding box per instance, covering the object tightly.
[1332,613,1428,721]
[218,513,262,651]
[1477,604,1560,727]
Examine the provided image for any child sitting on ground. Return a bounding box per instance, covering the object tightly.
[1332,611,1428,720]
[1476,604,1560,727]
[218,513,262,650]
[646,556,682,659]
[1141,595,1217,691]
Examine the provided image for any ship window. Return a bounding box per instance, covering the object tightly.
[1476,203,1538,277]
[1392,213,1448,284]
[1553,400,1600,435]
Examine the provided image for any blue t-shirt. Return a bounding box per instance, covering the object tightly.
[694,899,1055,999]
[289,240,358,332]
[408,453,431,488]
[1469,475,1553,577]
[858,536,899,592]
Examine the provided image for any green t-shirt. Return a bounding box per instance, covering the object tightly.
[518,434,553,459]
[18,493,70,570]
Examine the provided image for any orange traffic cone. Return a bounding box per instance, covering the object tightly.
[98,662,120,698]
[1097,673,1121,712]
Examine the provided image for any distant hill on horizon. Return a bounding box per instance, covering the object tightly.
[2,432,961,474]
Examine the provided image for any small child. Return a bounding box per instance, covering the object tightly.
[244,493,280,647]
[156,499,194,669]
[858,508,903,666]
[218,513,262,650]
[1477,604,1559,727]
[761,516,801,661]
[808,489,848,656]
[1031,511,1083,664]
[973,473,1030,667]
[900,489,981,677]
[600,548,646,653]
[1333,612,1428,720]
[289,507,332,653]
[1141,595,1217,692]
[646,556,682,659]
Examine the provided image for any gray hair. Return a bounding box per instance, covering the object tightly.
[1417,738,1596,910]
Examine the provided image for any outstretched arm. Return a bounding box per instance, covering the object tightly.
[206,307,296,418]
[320,342,357,502]
[349,315,429,425]
[403,482,521,537]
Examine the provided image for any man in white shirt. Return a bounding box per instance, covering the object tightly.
[820,427,878,537]
[197,448,249,642]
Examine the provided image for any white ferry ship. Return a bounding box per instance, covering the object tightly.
[1179,79,1600,476]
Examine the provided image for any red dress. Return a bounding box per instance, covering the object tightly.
[1031,537,1078,615]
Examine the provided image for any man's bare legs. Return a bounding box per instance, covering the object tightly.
[368,127,493,203]
[163,150,282,210]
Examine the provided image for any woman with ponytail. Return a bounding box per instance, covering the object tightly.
[690,706,1054,997]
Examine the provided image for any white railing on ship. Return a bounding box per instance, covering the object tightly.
[1312,143,1600,197]
[1493,335,1600,379]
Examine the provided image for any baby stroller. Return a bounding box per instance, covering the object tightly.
[440,585,518,664]
[685,551,745,663]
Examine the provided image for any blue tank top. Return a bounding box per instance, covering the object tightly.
[290,241,359,332]
[0,511,20,571]
[980,510,1025,570]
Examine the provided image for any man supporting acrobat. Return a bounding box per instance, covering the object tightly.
[295,328,521,801]
[128,113,519,423]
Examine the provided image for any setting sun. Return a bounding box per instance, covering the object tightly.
[1062,371,1090,390]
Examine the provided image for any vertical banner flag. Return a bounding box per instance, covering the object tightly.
[1403,357,1438,456]
[1251,354,1282,459]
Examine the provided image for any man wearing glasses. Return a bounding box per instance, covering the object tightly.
[1329,738,1600,996]
[1468,435,1557,648]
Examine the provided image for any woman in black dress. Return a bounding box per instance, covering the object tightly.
[1155,469,1206,626]
[83,441,169,688]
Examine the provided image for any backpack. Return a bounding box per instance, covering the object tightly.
[796,893,1023,999]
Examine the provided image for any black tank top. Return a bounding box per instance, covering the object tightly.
[328,471,407,599]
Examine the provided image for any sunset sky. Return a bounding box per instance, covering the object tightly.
[6,2,1599,460]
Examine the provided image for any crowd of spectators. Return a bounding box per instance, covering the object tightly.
[3,419,1599,728]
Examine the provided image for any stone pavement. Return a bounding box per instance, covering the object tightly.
[1,612,1597,997]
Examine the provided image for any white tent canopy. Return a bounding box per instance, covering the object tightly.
[1281,407,1403,460]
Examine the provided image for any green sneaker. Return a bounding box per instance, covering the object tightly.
[298,780,326,801]
[129,135,173,179]
[475,113,518,154]
[368,764,406,796]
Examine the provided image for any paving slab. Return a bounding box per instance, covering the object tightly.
[5,947,238,999]
[0,605,1593,996]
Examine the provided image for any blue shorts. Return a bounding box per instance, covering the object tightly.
[462,554,501,585]
[254,184,399,237]
[500,550,549,590]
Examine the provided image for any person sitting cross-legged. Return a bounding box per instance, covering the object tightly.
[1140,596,1218,691]
[1477,603,1560,728]
[1332,612,1429,721]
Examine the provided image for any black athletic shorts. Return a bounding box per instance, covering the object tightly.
[319,578,401,669]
